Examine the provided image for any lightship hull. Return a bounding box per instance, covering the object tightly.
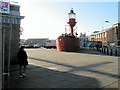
[56,35,80,52]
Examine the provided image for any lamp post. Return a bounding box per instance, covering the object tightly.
[83,32,86,47]
[102,20,110,31]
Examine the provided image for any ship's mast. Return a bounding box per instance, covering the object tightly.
[67,8,77,36]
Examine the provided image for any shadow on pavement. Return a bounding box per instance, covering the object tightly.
[29,57,119,79]
[4,64,101,88]
[62,48,105,56]
[78,48,104,55]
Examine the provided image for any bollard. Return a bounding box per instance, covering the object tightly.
[99,48,101,52]
[118,49,120,56]
[103,48,104,53]
[103,48,105,54]
[115,49,117,56]
[107,48,109,55]
[110,49,112,56]
[102,48,103,53]
[94,47,96,51]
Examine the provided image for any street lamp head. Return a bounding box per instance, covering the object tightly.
[105,21,109,23]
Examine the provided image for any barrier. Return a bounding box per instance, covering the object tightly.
[98,47,120,56]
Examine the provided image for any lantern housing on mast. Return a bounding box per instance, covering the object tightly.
[68,8,76,19]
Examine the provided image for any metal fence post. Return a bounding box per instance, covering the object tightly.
[115,49,117,56]
[102,48,103,53]
[107,48,109,55]
[103,48,105,54]
[110,49,112,56]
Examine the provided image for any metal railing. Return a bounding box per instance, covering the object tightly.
[95,47,120,56]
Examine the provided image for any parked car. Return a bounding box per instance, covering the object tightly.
[109,43,117,47]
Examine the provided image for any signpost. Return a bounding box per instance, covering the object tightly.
[0,1,10,88]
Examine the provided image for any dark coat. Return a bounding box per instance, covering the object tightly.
[17,47,28,65]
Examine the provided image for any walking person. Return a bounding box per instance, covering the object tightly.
[17,46,28,78]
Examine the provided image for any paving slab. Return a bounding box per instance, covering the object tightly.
[3,48,119,89]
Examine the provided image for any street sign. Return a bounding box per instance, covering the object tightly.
[0,1,10,14]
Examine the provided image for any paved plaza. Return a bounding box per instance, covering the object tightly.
[4,48,119,89]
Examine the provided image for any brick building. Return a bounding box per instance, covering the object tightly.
[0,1,24,66]
[113,22,120,46]
[94,27,114,44]
[93,23,119,46]
[88,31,99,41]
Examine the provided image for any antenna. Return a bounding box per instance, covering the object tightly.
[0,0,18,3]
[65,25,67,34]
[10,0,18,3]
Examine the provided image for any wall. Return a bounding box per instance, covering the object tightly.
[0,26,2,90]
[106,28,114,43]
[94,27,117,44]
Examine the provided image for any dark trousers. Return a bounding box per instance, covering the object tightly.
[19,65,26,75]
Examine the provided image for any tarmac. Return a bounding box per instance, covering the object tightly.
[3,48,120,89]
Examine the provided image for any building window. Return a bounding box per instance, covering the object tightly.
[14,19,17,24]
[99,34,101,38]
[97,34,98,38]
[103,32,104,37]
[102,33,104,37]
[7,18,10,23]
[0,17,2,22]
[105,32,106,37]
[101,33,102,38]
[12,19,14,24]
[10,18,13,23]
[17,19,20,24]
[10,5,19,11]
[2,18,5,23]
[95,35,96,38]
[5,18,8,23]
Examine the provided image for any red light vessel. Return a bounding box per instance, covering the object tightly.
[56,8,80,52]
